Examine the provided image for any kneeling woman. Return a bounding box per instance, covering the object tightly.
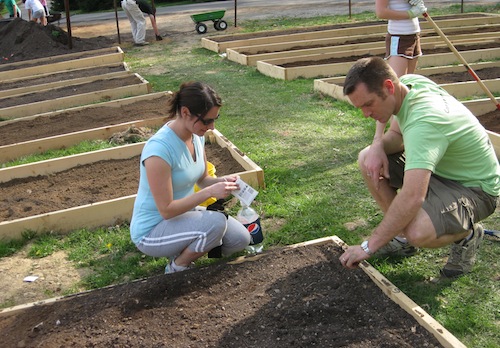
[130,81,251,273]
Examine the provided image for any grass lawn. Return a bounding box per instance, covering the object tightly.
[1,4,499,347]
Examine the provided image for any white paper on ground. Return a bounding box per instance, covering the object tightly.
[23,275,39,282]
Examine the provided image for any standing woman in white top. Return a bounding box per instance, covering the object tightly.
[22,0,47,26]
[375,0,427,76]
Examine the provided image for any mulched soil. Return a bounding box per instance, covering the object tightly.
[0,18,114,65]
[0,64,127,91]
[0,95,171,146]
[280,42,500,68]
[0,75,143,108]
[0,143,245,221]
[0,243,444,348]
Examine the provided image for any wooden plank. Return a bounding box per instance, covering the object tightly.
[258,47,500,80]
[487,130,500,160]
[227,31,500,67]
[0,117,168,163]
[202,22,387,53]
[0,74,151,119]
[0,47,124,81]
[0,142,144,184]
[202,13,500,53]
[440,78,500,99]
[462,98,499,117]
[0,196,136,242]
[315,61,499,86]
[0,61,130,85]
[0,91,171,126]
[0,67,131,98]
[207,129,265,189]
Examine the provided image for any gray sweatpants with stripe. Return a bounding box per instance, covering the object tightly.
[135,210,251,258]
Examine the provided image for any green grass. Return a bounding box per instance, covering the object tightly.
[1,4,499,347]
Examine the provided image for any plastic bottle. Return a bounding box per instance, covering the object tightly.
[236,203,264,254]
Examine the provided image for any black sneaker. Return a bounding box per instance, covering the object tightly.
[441,224,484,278]
[155,35,163,41]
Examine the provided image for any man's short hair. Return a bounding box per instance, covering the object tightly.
[343,57,398,98]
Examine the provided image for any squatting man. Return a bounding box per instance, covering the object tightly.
[339,57,499,278]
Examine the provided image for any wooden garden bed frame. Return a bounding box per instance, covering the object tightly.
[0,235,466,348]
[0,129,264,241]
[0,46,124,81]
[202,13,500,53]
[0,92,171,163]
[0,62,131,99]
[0,73,152,120]
[226,30,500,67]
[256,47,500,80]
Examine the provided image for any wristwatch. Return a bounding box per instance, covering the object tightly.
[361,240,373,256]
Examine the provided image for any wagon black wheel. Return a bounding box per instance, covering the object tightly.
[195,23,208,34]
[214,20,228,31]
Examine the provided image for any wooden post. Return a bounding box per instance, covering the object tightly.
[234,0,237,27]
[64,0,72,49]
[114,0,121,44]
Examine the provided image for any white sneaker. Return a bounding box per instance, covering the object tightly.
[373,238,418,257]
[164,259,192,274]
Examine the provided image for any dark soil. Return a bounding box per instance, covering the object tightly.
[280,42,500,68]
[477,109,500,133]
[239,26,500,55]
[0,75,144,108]
[0,143,245,221]
[0,18,115,65]
[0,243,444,348]
[205,13,493,43]
[0,94,171,146]
[0,64,127,91]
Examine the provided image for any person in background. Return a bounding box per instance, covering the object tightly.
[361,0,428,256]
[1,0,22,18]
[40,0,49,16]
[130,82,251,274]
[340,57,499,278]
[136,0,163,41]
[22,0,46,26]
[121,0,163,46]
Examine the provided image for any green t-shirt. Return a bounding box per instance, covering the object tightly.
[1,0,19,16]
[396,74,499,197]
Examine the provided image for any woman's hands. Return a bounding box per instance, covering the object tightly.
[208,176,240,199]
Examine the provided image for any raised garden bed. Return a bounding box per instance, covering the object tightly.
[0,73,151,120]
[0,129,264,241]
[0,62,131,98]
[256,45,500,80]
[314,64,500,101]
[0,236,465,348]
[226,28,500,67]
[202,13,500,53]
[0,46,124,80]
[0,93,171,163]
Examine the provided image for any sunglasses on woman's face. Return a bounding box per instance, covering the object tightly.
[193,112,220,125]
